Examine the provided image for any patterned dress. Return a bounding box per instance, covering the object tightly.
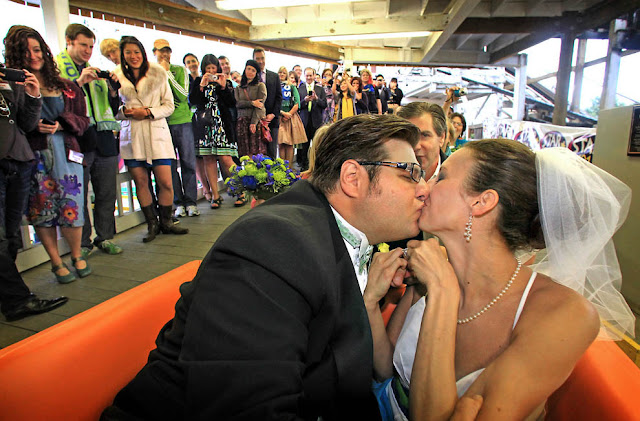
[28,96,84,227]
[196,85,238,157]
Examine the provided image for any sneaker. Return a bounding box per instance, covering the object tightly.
[97,240,123,255]
[174,205,186,218]
[186,205,200,217]
[80,247,92,259]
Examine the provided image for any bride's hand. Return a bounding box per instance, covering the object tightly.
[406,239,459,297]
[363,247,407,310]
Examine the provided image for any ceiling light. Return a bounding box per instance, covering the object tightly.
[216,0,371,10]
[310,32,432,42]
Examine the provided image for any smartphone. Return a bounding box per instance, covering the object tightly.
[96,70,111,78]
[41,118,56,126]
[1,68,26,82]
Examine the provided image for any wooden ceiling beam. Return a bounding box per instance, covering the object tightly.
[67,0,340,61]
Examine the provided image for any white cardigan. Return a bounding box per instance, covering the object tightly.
[114,62,176,163]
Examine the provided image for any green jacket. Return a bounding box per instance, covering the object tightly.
[167,64,192,125]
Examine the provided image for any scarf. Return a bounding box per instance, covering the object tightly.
[56,50,120,132]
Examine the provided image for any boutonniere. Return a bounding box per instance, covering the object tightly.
[63,88,76,99]
[376,243,390,253]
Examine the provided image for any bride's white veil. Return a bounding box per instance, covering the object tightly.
[530,148,635,340]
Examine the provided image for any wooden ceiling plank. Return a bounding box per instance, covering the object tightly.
[420,0,483,64]
[250,14,446,41]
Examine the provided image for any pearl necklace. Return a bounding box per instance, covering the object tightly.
[457,257,522,325]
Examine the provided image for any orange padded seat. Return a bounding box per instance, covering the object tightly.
[546,339,640,420]
[0,260,201,421]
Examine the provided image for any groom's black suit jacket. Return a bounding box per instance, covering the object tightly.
[109,181,381,421]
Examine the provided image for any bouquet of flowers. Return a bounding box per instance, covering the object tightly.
[225,154,300,201]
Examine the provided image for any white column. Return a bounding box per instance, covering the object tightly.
[40,0,70,55]
[513,53,527,121]
[570,38,587,112]
[600,19,626,111]
[343,48,354,77]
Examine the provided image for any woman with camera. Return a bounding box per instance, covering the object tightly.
[5,25,90,283]
[189,54,237,209]
[113,36,187,242]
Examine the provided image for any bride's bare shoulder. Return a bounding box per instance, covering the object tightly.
[518,272,600,339]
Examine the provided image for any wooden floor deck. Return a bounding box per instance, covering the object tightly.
[0,199,249,349]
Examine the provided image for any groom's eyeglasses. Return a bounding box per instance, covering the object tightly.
[357,161,426,183]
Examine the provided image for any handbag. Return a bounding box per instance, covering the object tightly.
[193,107,213,139]
[259,119,272,143]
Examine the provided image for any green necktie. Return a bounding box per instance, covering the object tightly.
[308,86,313,112]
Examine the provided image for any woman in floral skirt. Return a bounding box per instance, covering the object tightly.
[190,54,237,208]
[5,25,90,283]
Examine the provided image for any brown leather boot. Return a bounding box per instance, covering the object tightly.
[141,205,160,242]
[159,205,189,235]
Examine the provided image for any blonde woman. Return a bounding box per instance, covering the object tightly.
[277,67,307,168]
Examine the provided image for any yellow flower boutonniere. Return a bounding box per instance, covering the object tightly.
[377,242,390,253]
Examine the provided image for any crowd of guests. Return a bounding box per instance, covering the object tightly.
[5,20,634,421]
[0,20,474,320]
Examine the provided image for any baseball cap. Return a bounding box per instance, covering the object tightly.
[153,39,171,51]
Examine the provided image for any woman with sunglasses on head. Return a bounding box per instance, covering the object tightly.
[366,139,634,420]
[349,76,369,115]
[190,54,239,208]
[114,36,187,242]
[5,25,90,284]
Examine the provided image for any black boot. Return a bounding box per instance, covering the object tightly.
[141,205,160,243]
[159,205,189,235]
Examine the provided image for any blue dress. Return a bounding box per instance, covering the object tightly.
[28,95,85,228]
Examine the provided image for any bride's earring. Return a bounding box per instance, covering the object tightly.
[464,212,473,242]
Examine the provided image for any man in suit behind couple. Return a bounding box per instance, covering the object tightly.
[102,114,480,420]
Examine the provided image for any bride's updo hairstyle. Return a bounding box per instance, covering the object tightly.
[463,139,545,251]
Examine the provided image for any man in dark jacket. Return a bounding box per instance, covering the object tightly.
[102,114,429,421]
[0,69,67,321]
[252,48,282,159]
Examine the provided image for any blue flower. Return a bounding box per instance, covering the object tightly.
[241,175,258,190]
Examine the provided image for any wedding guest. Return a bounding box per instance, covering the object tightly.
[114,36,187,242]
[57,23,123,257]
[350,76,369,114]
[387,77,403,114]
[332,75,359,121]
[292,64,303,87]
[298,67,327,171]
[366,139,634,420]
[252,48,281,159]
[0,54,68,319]
[102,114,428,420]
[375,74,391,114]
[277,66,306,169]
[190,54,238,209]
[153,39,198,219]
[321,68,335,124]
[6,25,90,283]
[183,53,210,201]
[230,70,241,86]
[451,112,468,149]
[360,68,381,114]
[234,59,267,158]
[99,38,120,66]
[182,53,199,91]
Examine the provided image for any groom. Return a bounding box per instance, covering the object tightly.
[103,114,428,420]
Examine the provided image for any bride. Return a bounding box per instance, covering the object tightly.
[364,139,634,420]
